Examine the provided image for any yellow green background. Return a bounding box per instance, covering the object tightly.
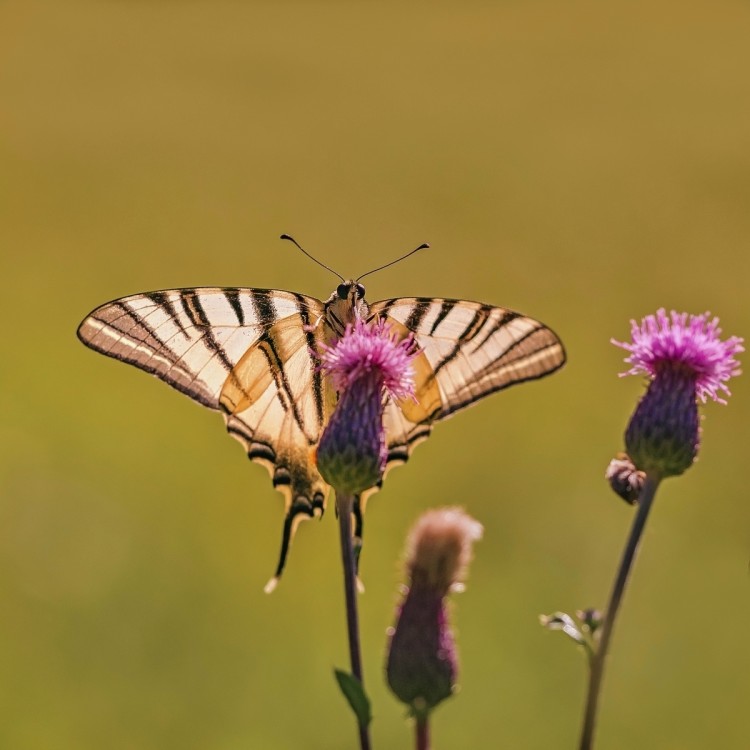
[2,2,749,748]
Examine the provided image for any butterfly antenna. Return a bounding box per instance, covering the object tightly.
[280,234,344,282]
[356,242,430,282]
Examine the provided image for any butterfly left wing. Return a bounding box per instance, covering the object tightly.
[367,297,566,473]
[78,287,336,585]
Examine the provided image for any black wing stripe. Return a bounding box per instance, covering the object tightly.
[247,290,319,441]
[387,448,409,463]
[182,290,236,373]
[107,302,178,364]
[223,288,245,326]
[272,466,292,487]
[256,338,290,413]
[248,442,277,463]
[226,421,254,442]
[179,290,202,329]
[431,308,487,377]
[146,292,192,339]
[480,327,562,374]
[260,331,317,441]
[249,289,278,328]
[404,299,431,333]
[429,299,457,335]
[406,426,432,445]
[295,292,325,426]
[385,427,431,462]
[369,298,398,321]
[249,292,284,396]
[462,306,493,343]
[471,310,520,351]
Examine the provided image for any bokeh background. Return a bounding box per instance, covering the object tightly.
[2,1,749,748]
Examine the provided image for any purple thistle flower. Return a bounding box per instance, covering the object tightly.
[612,309,743,478]
[316,319,417,495]
[386,508,483,718]
[614,309,743,404]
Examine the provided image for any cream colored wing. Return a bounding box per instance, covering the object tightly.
[368,296,566,470]
[78,287,334,583]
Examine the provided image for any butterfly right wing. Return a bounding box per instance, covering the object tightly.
[368,296,566,473]
[77,287,335,584]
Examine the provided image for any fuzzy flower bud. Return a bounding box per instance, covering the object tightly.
[613,309,742,479]
[606,453,645,504]
[386,508,483,718]
[316,319,416,494]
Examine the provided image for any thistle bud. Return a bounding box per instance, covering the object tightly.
[316,320,416,494]
[605,453,645,504]
[386,508,482,718]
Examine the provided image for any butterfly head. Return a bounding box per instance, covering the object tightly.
[337,280,366,302]
[325,280,369,334]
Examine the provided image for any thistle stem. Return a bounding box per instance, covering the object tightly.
[337,491,371,750]
[415,714,430,750]
[578,473,660,750]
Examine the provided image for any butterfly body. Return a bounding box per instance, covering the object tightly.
[324,280,369,334]
[78,280,565,583]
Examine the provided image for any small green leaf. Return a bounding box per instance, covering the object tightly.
[334,669,372,727]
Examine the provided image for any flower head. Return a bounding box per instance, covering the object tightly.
[386,508,482,718]
[318,318,417,400]
[613,309,743,404]
[316,319,417,495]
[613,309,742,479]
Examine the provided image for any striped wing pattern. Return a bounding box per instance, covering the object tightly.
[79,286,565,585]
[77,287,335,585]
[368,297,566,472]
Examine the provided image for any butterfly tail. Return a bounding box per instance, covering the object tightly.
[264,490,326,593]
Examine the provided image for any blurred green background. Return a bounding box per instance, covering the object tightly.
[2,1,749,748]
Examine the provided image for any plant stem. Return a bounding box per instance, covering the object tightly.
[337,492,371,750]
[578,473,660,750]
[415,714,430,750]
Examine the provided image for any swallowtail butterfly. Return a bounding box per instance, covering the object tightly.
[78,242,565,585]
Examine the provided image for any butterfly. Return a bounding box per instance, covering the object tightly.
[77,243,566,587]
